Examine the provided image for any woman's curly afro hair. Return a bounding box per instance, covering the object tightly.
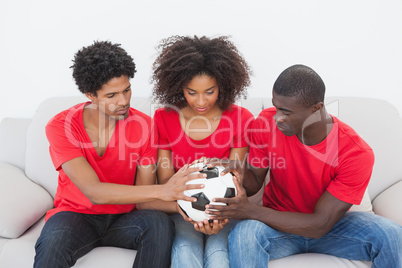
[71,41,136,96]
[151,35,251,111]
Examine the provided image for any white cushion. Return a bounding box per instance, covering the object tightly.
[75,247,135,268]
[270,252,371,267]
[349,189,373,213]
[372,180,402,225]
[0,162,53,239]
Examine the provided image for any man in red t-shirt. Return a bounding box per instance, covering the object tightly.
[34,41,205,268]
[207,65,402,267]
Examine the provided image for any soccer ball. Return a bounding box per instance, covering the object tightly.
[177,163,237,222]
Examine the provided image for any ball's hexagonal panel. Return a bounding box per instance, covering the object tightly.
[191,192,210,211]
[200,165,219,179]
[224,187,236,198]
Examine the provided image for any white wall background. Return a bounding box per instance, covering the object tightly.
[1,0,401,122]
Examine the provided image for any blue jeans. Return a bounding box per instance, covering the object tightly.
[229,212,402,268]
[171,213,236,268]
[34,210,174,268]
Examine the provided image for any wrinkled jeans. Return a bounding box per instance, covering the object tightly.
[34,209,174,268]
[229,212,402,268]
[171,213,236,268]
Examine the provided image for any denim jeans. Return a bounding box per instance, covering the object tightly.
[171,213,236,268]
[229,212,402,268]
[34,209,174,268]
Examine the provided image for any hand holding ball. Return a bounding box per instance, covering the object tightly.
[177,163,237,222]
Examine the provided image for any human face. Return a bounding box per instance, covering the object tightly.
[272,91,316,137]
[183,75,219,115]
[86,75,132,120]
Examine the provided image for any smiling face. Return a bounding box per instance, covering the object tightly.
[183,74,220,116]
[272,90,317,137]
[86,75,132,120]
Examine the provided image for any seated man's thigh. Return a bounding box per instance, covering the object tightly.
[34,211,101,267]
[230,219,305,260]
[102,209,174,249]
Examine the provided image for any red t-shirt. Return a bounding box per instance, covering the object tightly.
[45,102,157,220]
[248,107,374,213]
[154,105,254,170]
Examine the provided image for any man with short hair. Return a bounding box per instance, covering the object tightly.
[34,41,205,268]
[207,64,402,267]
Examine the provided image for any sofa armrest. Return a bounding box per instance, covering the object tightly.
[0,162,53,239]
[372,180,402,225]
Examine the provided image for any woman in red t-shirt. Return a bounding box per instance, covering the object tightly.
[150,35,253,268]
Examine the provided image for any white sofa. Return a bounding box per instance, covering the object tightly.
[1,96,401,268]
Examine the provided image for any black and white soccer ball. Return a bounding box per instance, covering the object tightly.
[177,163,237,222]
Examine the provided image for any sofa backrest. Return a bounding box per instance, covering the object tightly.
[23,96,402,201]
[324,97,402,199]
[0,118,32,170]
[25,96,88,197]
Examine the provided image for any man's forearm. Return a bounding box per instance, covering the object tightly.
[244,204,333,239]
[242,167,265,196]
[137,200,178,214]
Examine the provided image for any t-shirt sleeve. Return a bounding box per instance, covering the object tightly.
[327,149,374,205]
[46,115,84,171]
[231,107,255,148]
[154,109,171,151]
[247,111,271,169]
[137,117,158,166]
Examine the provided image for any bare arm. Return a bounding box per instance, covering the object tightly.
[228,147,248,162]
[62,156,205,205]
[156,149,176,184]
[137,149,179,213]
[243,164,268,196]
[207,176,352,238]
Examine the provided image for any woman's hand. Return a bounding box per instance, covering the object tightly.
[176,202,197,224]
[193,219,229,235]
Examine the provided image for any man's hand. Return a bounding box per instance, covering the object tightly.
[206,158,246,183]
[194,219,229,235]
[160,164,206,202]
[205,175,252,220]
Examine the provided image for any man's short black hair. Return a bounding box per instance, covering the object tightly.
[273,64,325,107]
[71,41,136,96]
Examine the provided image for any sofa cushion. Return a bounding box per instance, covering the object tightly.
[349,189,373,213]
[270,252,371,267]
[372,180,402,225]
[0,162,53,239]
